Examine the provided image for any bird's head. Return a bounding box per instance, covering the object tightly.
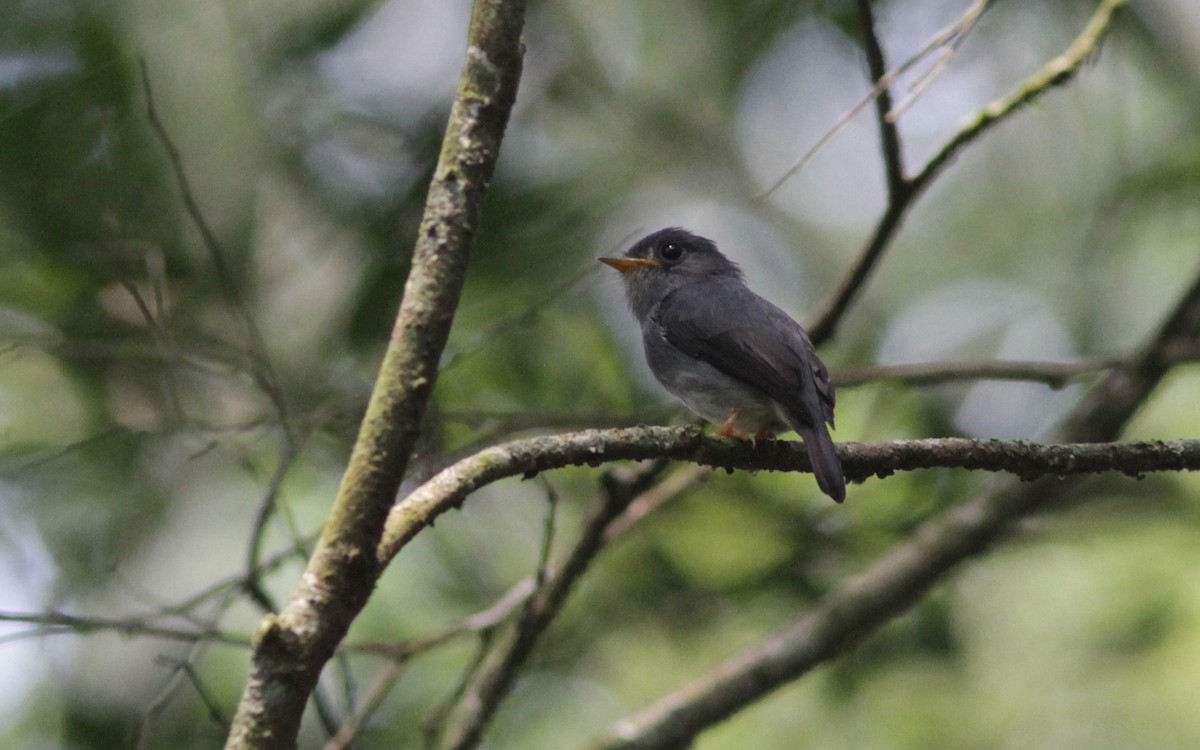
[600,227,742,319]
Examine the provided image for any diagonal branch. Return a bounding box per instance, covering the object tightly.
[330,465,703,749]
[434,463,671,750]
[887,0,991,121]
[223,2,527,748]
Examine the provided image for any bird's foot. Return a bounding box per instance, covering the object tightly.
[715,413,775,446]
[715,412,746,439]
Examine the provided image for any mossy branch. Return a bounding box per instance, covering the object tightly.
[379,432,1200,564]
[223,2,527,747]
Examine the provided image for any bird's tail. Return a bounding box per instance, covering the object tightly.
[797,424,846,503]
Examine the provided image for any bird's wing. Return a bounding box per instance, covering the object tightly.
[656,280,835,429]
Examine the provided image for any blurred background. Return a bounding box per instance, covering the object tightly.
[2,0,1200,747]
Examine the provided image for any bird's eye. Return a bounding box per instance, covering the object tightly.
[660,242,683,261]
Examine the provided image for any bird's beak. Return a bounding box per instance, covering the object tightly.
[599,257,663,275]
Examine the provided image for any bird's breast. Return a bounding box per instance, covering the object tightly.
[642,325,784,431]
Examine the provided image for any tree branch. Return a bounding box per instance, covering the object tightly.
[140,60,293,433]
[758,0,990,203]
[834,356,1125,388]
[378,431,1200,565]
[223,2,527,747]
[434,463,670,750]
[0,610,247,649]
[332,463,701,749]
[856,0,907,200]
[807,0,1127,345]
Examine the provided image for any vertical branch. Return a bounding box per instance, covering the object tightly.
[856,0,907,200]
[223,2,527,748]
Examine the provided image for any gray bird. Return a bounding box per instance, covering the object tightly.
[601,227,845,502]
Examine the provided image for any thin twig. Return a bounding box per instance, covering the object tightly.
[834,356,1126,389]
[888,0,991,121]
[137,650,232,749]
[534,478,561,588]
[759,0,989,201]
[424,633,497,750]
[0,610,248,648]
[243,434,305,613]
[160,539,311,620]
[138,60,292,435]
[323,659,404,750]
[443,263,600,372]
[180,659,231,728]
[345,578,537,662]
[602,464,711,543]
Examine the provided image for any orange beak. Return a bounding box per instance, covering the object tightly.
[598,257,663,275]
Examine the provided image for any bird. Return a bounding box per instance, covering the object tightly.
[600,227,845,502]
